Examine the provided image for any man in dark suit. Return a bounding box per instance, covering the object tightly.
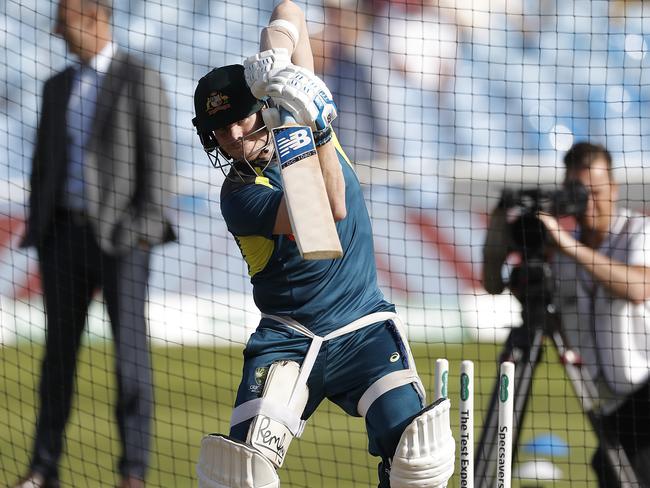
[14,0,175,487]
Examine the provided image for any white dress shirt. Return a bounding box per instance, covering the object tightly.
[63,42,117,209]
[554,207,650,412]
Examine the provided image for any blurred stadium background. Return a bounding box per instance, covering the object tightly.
[1,0,649,486]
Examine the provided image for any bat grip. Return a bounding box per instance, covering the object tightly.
[279,106,296,125]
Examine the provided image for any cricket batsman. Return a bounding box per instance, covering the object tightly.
[191,1,455,486]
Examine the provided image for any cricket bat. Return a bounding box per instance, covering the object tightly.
[272,108,343,259]
[261,1,343,260]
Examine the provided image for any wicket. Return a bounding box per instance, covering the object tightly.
[497,361,515,488]
[434,358,514,487]
[459,360,474,488]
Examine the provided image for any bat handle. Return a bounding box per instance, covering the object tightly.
[278,106,296,125]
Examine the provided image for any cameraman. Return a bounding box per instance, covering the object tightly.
[483,142,650,487]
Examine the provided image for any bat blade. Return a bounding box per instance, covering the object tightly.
[272,122,343,260]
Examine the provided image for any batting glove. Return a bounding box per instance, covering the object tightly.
[265,65,338,131]
[243,48,292,100]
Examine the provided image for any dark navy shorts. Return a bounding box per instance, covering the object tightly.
[230,318,424,460]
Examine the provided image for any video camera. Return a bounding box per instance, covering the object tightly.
[499,181,589,258]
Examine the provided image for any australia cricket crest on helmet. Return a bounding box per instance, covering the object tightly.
[206,92,231,115]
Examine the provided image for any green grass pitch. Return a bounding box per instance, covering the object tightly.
[1,341,597,487]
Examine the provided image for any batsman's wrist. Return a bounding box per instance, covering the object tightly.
[313,126,333,147]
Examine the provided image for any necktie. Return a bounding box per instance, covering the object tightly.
[64,64,101,210]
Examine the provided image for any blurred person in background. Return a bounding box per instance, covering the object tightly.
[314,0,458,174]
[311,0,379,163]
[483,142,650,487]
[365,0,457,175]
[14,0,175,487]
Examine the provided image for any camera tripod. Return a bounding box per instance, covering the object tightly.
[474,258,640,487]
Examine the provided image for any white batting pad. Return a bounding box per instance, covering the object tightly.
[390,398,456,488]
[196,434,279,488]
[247,360,309,468]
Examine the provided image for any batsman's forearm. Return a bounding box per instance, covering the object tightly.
[317,142,346,221]
[263,0,314,71]
[569,243,650,304]
[265,0,345,220]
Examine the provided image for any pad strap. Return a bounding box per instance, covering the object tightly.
[357,369,423,417]
[231,398,306,437]
[232,312,399,435]
[356,315,426,416]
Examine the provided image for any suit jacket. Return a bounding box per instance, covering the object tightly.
[21,50,176,255]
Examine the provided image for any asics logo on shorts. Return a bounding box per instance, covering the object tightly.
[277,129,311,157]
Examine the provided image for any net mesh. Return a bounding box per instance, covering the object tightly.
[1,0,648,486]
